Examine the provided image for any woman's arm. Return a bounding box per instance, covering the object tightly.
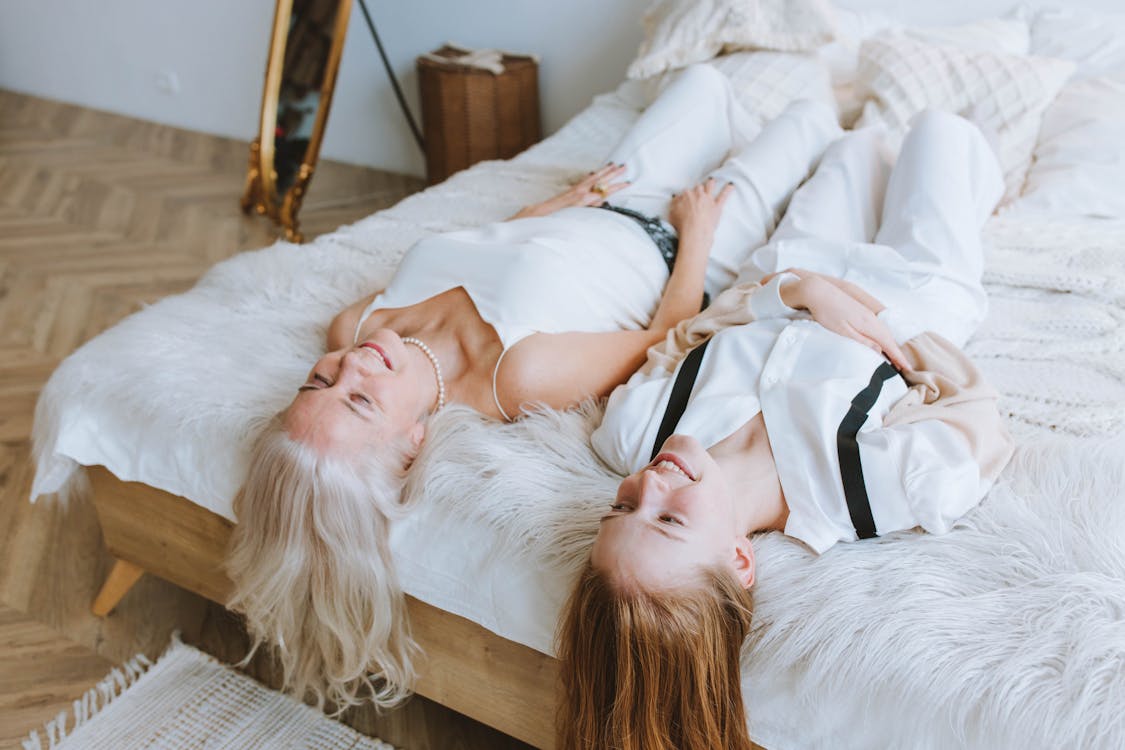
[494,328,667,414]
[775,271,910,372]
[326,292,378,351]
[509,163,629,220]
[649,178,734,331]
[494,182,734,414]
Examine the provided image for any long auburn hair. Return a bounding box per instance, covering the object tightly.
[556,560,756,750]
[226,413,418,713]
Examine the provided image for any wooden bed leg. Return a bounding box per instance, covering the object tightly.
[91,558,145,617]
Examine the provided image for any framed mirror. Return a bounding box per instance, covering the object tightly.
[241,0,352,243]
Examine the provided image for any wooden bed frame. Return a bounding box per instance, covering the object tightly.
[86,465,558,749]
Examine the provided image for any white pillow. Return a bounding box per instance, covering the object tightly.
[822,16,1032,127]
[710,51,836,120]
[1006,74,1125,219]
[1021,5,1125,79]
[855,33,1075,201]
[632,51,836,130]
[907,18,1029,57]
[627,0,836,80]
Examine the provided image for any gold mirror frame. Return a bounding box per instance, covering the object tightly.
[241,0,352,243]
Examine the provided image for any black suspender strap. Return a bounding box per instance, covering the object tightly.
[649,339,711,462]
[836,361,902,540]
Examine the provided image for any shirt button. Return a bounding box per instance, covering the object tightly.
[762,374,777,387]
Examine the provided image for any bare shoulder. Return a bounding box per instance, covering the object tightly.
[327,292,379,350]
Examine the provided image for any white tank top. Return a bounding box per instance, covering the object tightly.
[354,207,668,350]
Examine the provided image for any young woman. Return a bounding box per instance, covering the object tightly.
[557,111,1017,750]
[226,64,843,712]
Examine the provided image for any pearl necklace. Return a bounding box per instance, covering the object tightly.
[402,337,446,412]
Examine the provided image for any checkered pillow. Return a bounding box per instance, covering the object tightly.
[636,51,836,124]
[628,0,836,80]
[710,51,836,120]
[855,33,1074,201]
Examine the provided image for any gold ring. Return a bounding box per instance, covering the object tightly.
[592,182,608,197]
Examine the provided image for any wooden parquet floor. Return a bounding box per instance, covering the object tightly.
[0,603,112,745]
[0,89,532,749]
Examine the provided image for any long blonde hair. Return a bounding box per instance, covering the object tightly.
[226,414,418,713]
[556,561,756,750]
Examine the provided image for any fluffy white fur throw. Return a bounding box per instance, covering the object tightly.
[31,79,1125,748]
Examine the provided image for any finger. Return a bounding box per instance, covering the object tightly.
[884,338,910,372]
[717,182,735,206]
[704,176,717,195]
[841,321,878,350]
[595,163,621,180]
[578,165,613,188]
[855,332,884,355]
[579,190,604,206]
[859,322,910,371]
[604,181,630,196]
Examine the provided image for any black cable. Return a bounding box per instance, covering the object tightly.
[355,0,425,152]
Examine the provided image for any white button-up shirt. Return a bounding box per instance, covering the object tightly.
[591,274,998,554]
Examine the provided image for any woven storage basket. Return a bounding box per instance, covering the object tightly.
[417,45,541,184]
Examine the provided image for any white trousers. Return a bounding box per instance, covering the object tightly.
[744,110,1005,347]
[604,64,842,297]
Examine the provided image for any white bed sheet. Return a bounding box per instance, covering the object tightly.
[32,73,1125,748]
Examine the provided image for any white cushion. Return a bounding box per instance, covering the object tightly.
[821,16,1031,126]
[1006,73,1125,220]
[710,51,836,120]
[632,51,836,126]
[1021,5,1125,79]
[907,18,1029,57]
[627,0,836,80]
[855,33,1074,202]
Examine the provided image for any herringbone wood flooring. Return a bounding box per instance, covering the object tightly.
[0,89,532,749]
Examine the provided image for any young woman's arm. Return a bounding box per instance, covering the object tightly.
[776,271,910,371]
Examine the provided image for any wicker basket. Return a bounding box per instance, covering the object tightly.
[417,45,541,184]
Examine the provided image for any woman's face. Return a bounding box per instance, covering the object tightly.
[591,434,755,591]
[283,328,428,457]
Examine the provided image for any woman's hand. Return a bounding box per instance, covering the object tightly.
[775,271,910,371]
[509,163,629,220]
[647,179,733,332]
[668,178,734,257]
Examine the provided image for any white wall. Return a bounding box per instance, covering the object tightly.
[5,1,1122,177]
[834,0,1124,25]
[0,0,646,177]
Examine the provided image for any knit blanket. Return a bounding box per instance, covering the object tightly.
[30,82,1125,749]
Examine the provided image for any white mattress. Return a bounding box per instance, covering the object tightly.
[31,77,1125,748]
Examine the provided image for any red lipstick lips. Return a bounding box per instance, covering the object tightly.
[358,342,392,370]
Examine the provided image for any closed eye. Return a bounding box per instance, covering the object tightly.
[297,373,332,392]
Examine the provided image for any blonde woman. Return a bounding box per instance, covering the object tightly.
[226,63,843,712]
[557,112,1017,749]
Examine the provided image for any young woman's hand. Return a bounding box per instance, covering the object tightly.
[668,178,734,256]
[775,271,910,371]
[509,163,629,219]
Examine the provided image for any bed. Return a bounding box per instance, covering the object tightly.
[30,1,1125,748]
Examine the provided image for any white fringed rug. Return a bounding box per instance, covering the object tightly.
[23,636,397,750]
